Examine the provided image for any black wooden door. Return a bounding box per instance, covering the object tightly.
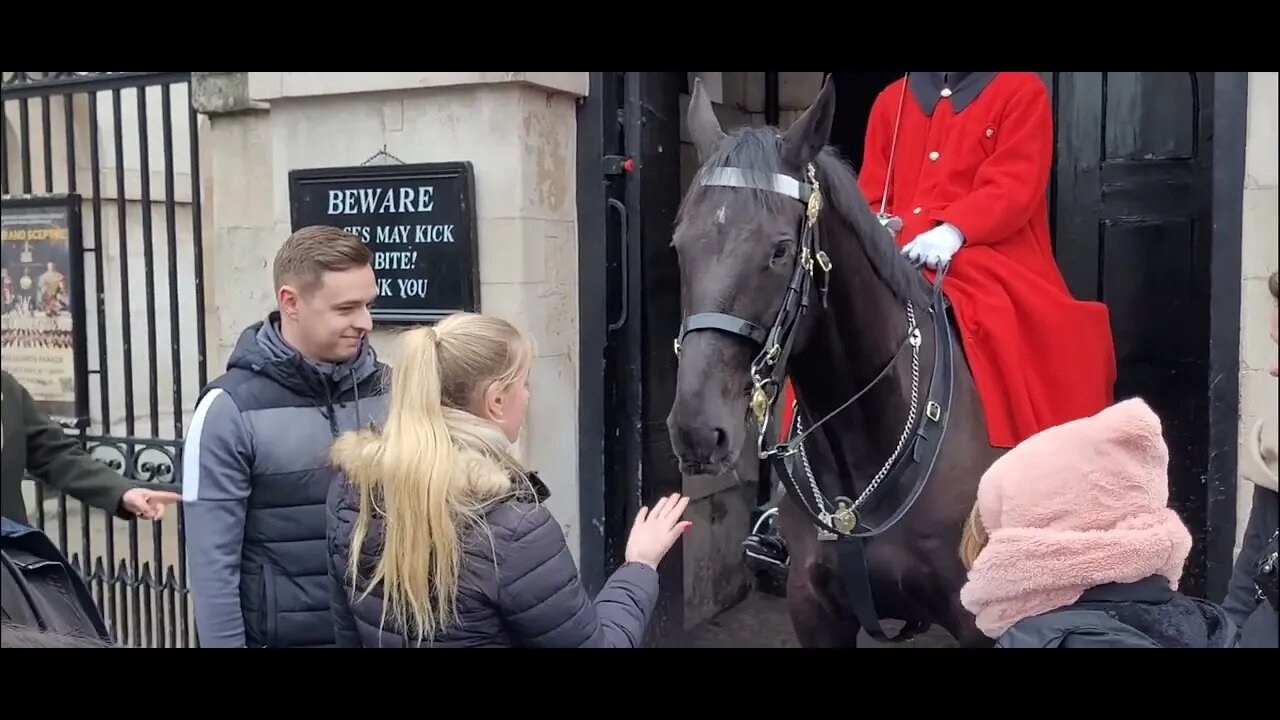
[574,72,623,597]
[576,72,687,642]
[622,71,687,643]
[1050,72,1216,597]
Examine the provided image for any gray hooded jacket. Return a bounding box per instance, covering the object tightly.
[181,313,390,647]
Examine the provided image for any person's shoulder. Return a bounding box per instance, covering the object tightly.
[192,379,248,419]
[871,75,908,108]
[989,72,1050,101]
[996,608,1161,648]
[184,380,253,450]
[487,498,559,544]
[0,369,24,396]
[200,366,261,400]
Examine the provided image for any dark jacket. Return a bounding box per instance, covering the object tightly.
[995,575,1235,648]
[327,472,659,647]
[1,370,141,525]
[1,516,112,645]
[181,313,390,648]
[1221,484,1278,648]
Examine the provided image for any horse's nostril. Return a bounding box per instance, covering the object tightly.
[675,423,732,463]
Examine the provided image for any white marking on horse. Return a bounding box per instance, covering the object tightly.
[714,205,727,224]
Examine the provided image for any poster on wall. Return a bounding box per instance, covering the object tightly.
[1,194,89,428]
[287,161,479,324]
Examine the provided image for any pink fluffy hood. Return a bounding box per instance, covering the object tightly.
[958,398,1193,638]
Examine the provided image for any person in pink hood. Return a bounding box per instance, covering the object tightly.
[957,397,1235,648]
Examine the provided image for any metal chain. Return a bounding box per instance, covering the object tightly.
[790,301,922,519]
[853,302,921,510]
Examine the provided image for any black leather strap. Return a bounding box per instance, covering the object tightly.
[837,535,931,643]
[679,312,769,346]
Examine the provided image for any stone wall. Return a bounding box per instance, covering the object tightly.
[192,72,588,557]
[1236,71,1278,552]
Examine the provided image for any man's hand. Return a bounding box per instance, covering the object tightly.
[121,487,182,520]
[902,223,964,269]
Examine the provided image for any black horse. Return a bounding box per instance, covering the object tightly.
[666,76,1003,648]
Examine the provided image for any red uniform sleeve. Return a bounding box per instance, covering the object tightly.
[930,78,1053,246]
[856,81,901,215]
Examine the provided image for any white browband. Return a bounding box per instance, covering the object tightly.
[700,167,812,202]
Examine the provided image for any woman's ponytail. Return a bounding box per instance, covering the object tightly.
[331,325,462,642]
[330,312,535,644]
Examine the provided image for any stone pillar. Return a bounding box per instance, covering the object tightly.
[1236,71,1278,552]
[192,72,588,557]
[191,72,275,372]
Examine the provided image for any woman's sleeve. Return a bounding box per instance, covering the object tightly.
[493,504,659,648]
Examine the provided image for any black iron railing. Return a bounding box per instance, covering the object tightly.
[4,71,206,647]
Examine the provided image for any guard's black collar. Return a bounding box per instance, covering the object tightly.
[909,72,999,116]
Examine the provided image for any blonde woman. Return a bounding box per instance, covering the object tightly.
[326,312,691,647]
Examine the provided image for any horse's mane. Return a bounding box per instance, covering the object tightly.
[677,125,930,309]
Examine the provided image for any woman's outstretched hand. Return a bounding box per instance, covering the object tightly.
[624,494,693,570]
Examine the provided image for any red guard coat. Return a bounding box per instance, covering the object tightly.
[855,72,1117,449]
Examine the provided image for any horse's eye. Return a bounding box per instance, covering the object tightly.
[772,241,792,261]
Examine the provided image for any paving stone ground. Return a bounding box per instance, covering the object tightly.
[676,590,959,648]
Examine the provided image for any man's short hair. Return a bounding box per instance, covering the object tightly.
[1270,271,1278,301]
[273,226,372,296]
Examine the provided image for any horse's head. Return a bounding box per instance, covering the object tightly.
[666,76,838,477]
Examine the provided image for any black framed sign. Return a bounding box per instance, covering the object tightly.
[0,193,90,428]
[288,161,480,324]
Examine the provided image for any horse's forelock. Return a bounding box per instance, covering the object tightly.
[677,125,930,308]
[677,127,791,226]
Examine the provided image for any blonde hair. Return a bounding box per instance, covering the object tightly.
[957,502,989,571]
[329,312,536,643]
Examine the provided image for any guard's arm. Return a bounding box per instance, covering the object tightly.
[856,81,902,215]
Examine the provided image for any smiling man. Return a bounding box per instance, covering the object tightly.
[181,226,391,647]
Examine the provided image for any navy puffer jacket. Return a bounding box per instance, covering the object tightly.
[326,472,658,647]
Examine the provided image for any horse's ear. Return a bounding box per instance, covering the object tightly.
[781,74,836,168]
[687,77,726,162]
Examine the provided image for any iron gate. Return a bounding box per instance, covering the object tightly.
[2,71,207,647]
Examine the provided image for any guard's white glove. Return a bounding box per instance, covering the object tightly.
[902,223,963,269]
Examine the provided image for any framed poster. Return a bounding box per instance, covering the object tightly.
[287,161,480,324]
[1,193,89,428]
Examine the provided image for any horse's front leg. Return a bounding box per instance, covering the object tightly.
[778,499,862,647]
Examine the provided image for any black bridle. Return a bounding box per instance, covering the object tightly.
[674,163,830,445]
[673,159,957,642]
